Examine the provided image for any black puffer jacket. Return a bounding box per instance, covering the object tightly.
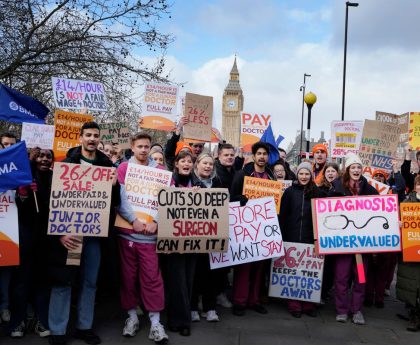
[328,175,378,197]
[214,159,238,191]
[279,182,326,244]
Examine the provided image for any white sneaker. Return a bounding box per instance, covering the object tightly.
[336,314,348,323]
[191,310,200,322]
[149,323,169,344]
[1,309,10,322]
[10,321,25,338]
[204,310,219,322]
[216,293,232,308]
[352,311,365,325]
[34,321,51,337]
[122,317,139,337]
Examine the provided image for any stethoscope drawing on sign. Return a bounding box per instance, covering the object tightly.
[323,215,389,230]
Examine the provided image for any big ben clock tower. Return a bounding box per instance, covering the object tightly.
[222,56,243,147]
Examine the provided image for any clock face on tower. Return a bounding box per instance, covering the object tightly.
[226,98,237,110]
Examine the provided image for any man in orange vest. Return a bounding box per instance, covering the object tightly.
[312,144,328,186]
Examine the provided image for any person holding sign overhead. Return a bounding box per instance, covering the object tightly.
[47,122,120,345]
[328,153,378,325]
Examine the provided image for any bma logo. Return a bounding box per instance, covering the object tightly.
[9,101,18,111]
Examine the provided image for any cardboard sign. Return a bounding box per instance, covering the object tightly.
[183,92,213,142]
[0,191,19,266]
[409,112,420,150]
[115,164,172,228]
[400,203,420,262]
[364,175,390,195]
[99,122,130,149]
[52,77,107,111]
[312,194,401,254]
[241,113,271,153]
[48,163,113,237]
[53,110,93,162]
[330,121,363,157]
[376,111,409,144]
[209,197,284,269]
[243,176,282,213]
[21,122,55,149]
[358,120,400,170]
[157,188,229,253]
[141,82,179,131]
[269,242,324,303]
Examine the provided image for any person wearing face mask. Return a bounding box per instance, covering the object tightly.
[279,162,326,318]
[8,148,54,338]
[328,153,378,325]
[163,150,205,337]
[190,153,223,323]
[149,146,166,168]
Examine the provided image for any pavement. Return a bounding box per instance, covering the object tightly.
[1,282,419,345]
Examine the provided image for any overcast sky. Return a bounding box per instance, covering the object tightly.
[138,0,420,148]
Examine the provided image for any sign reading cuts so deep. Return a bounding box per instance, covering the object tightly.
[312,194,401,254]
[157,188,229,253]
[48,163,113,237]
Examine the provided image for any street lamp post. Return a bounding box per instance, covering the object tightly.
[299,73,311,163]
[341,1,359,121]
[305,92,317,154]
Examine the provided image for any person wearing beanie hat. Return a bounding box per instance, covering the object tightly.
[279,160,326,318]
[372,169,388,184]
[312,144,328,186]
[175,141,193,157]
[329,153,378,326]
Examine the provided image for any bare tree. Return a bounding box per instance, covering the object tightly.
[0,0,174,131]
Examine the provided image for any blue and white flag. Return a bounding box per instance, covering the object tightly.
[260,122,280,165]
[0,83,49,124]
[0,141,33,192]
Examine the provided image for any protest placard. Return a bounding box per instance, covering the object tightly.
[358,120,400,170]
[210,197,284,269]
[141,82,179,131]
[281,180,293,192]
[376,111,409,144]
[243,176,282,213]
[99,122,130,149]
[269,242,324,303]
[115,164,172,229]
[312,194,401,254]
[240,113,271,153]
[409,112,420,150]
[48,162,113,237]
[183,93,213,142]
[53,110,93,162]
[364,175,390,195]
[400,203,420,262]
[0,191,19,266]
[157,188,229,253]
[21,122,55,149]
[52,77,107,111]
[330,121,363,158]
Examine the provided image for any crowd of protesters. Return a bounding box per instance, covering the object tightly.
[0,117,420,345]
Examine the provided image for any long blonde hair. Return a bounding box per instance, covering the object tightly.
[194,153,216,179]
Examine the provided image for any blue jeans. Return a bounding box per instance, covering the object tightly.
[48,238,101,335]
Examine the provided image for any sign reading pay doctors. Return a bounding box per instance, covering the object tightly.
[312,195,401,254]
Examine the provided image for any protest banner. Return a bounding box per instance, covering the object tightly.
[243,176,282,213]
[21,122,55,149]
[210,197,284,269]
[0,141,32,193]
[400,203,420,262]
[183,93,213,142]
[141,82,179,131]
[269,242,324,303]
[48,162,113,237]
[52,77,107,112]
[330,121,363,158]
[241,113,271,153]
[358,120,400,170]
[312,194,401,254]
[53,110,93,162]
[157,188,229,253]
[364,175,390,195]
[281,180,293,192]
[99,122,130,149]
[115,164,172,228]
[0,191,19,266]
[409,112,420,150]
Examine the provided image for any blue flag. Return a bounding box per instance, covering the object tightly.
[0,141,33,193]
[260,123,280,165]
[0,83,49,124]
[275,134,285,147]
